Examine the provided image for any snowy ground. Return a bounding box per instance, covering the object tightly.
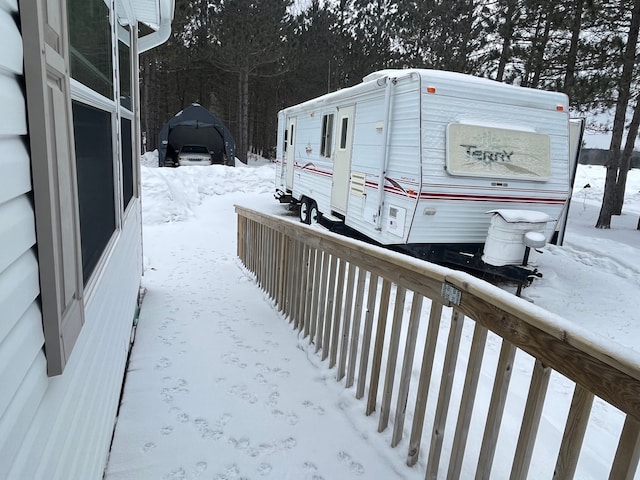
[105,152,640,480]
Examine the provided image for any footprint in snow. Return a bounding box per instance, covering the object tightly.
[302,400,325,415]
[266,391,280,407]
[142,441,156,453]
[160,389,174,404]
[228,436,251,451]
[155,357,172,370]
[193,417,223,440]
[271,409,299,425]
[193,461,207,477]
[337,451,365,476]
[162,466,186,480]
[212,463,241,480]
[281,437,297,450]
[304,462,325,480]
[177,412,190,423]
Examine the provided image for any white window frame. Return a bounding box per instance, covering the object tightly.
[20,0,140,375]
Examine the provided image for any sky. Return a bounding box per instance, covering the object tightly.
[105,152,640,480]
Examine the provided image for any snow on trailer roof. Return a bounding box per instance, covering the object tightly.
[279,69,569,114]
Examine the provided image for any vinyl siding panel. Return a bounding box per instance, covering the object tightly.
[0,139,32,205]
[0,251,40,344]
[7,205,143,480]
[0,2,48,477]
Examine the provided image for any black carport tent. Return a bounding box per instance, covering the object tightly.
[158,103,235,166]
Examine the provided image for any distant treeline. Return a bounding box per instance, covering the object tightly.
[579,148,640,169]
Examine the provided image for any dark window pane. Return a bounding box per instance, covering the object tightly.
[340,117,349,149]
[72,101,115,284]
[68,0,113,98]
[321,114,333,157]
[121,118,133,210]
[119,37,131,109]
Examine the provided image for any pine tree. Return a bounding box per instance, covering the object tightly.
[201,0,293,163]
[596,0,640,228]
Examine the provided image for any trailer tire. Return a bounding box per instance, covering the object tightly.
[308,201,320,225]
[300,198,312,224]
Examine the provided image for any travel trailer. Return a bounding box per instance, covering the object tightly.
[275,69,582,282]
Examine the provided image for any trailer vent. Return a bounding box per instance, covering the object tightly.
[350,172,366,197]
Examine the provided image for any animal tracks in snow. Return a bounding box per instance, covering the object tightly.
[302,400,326,415]
[337,451,365,476]
[162,461,207,480]
[154,356,172,370]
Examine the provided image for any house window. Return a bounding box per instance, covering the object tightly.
[339,117,349,150]
[72,101,116,285]
[118,33,131,109]
[68,0,113,100]
[121,118,134,210]
[320,114,334,157]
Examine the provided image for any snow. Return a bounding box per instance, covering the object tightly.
[486,209,553,223]
[105,152,640,480]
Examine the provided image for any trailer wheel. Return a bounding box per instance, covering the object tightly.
[300,198,312,224]
[308,201,320,225]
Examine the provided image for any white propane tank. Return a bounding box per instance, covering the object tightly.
[482,210,553,266]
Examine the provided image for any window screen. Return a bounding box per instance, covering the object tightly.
[72,101,116,284]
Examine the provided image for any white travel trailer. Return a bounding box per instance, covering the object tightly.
[275,69,581,282]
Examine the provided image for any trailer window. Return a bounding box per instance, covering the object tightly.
[339,117,349,150]
[320,114,334,157]
[284,129,288,152]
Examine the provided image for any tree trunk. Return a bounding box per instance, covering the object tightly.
[237,67,249,164]
[522,7,545,88]
[596,0,640,228]
[496,0,518,82]
[612,94,640,214]
[530,10,552,88]
[563,0,584,97]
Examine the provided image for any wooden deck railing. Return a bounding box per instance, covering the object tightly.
[235,205,640,479]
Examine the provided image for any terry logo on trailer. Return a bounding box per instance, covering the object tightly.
[446,123,551,181]
[461,144,514,165]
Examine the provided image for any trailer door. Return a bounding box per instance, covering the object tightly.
[286,117,296,189]
[331,105,355,213]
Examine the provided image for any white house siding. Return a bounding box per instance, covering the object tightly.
[7,206,143,480]
[1,1,144,478]
[0,0,49,476]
